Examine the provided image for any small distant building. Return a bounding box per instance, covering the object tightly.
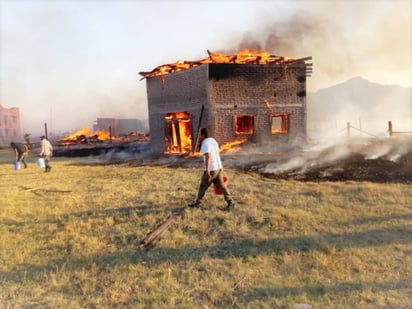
[93,118,148,136]
[0,104,22,145]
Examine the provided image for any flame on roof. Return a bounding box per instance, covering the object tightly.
[139,49,306,80]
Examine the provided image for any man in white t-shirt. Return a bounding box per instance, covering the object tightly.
[189,128,234,210]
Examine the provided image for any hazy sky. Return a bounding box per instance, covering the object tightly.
[1,0,411,135]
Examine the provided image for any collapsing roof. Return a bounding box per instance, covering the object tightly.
[139,49,312,80]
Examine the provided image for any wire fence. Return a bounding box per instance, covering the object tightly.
[344,123,379,138]
[336,121,412,138]
[388,121,412,137]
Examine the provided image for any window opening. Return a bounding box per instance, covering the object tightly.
[271,114,289,134]
[234,115,254,135]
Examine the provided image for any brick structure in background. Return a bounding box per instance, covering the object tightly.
[145,57,311,154]
[0,104,22,145]
[93,118,148,137]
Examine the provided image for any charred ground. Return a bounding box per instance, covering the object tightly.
[255,151,412,183]
[142,137,412,184]
[227,137,412,183]
[70,137,412,184]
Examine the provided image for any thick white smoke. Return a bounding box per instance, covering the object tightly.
[259,136,412,175]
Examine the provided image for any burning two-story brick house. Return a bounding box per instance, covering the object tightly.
[140,50,312,154]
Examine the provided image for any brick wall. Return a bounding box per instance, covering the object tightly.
[145,62,308,153]
[146,65,211,153]
[209,63,307,144]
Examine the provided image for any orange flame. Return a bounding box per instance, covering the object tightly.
[140,50,294,79]
[219,139,247,153]
[206,49,271,64]
[63,127,115,142]
[164,112,192,153]
[63,127,91,141]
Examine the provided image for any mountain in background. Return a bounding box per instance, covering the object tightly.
[307,77,412,138]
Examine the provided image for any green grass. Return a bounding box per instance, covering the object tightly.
[0,149,411,308]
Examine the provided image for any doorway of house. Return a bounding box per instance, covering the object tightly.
[164,112,192,153]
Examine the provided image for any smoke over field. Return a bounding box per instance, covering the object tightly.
[75,135,412,184]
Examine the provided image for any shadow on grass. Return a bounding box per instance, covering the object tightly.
[67,204,165,219]
[1,205,167,229]
[337,212,412,226]
[1,224,411,285]
[4,210,412,241]
[235,278,412,304]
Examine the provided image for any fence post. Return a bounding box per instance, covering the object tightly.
[44,122,48,139]
[359,119,362,136]
[388,121,393,137]
[347,122,351,137]
[109,126,112,144]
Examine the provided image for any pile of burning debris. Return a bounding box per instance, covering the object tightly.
[52,127,149,157]
[57,127,149,146]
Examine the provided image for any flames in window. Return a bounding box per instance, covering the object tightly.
[164,112,192,153]
[235,115,254,135]
[271,114,289,134]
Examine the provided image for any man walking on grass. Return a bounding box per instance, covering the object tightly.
[11,142,29,169]
[40,136,53,172]
[189,127,234,211]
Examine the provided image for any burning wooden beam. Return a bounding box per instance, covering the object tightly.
[287,56,313,63]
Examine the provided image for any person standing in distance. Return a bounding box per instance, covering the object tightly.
[10,142,29,168]
[189,128,234,211]
[40,136,53,172]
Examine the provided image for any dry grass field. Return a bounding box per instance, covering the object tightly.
[0,146,411,308]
